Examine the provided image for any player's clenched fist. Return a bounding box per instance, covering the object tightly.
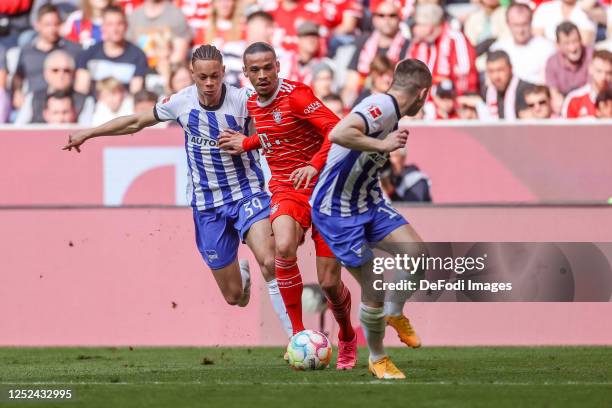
[218,129,245,155]
[63,130,91,153]
[379,128,409,153]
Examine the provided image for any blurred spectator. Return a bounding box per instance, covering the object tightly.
[545,22,593,114]
[322,94,345,117]
[562,50,612,118]
[595,88,612,118]
[286,21,327,85]
[484,50,533,120]
[0,92,8,123]
[223,10,292,87]
[264,0,325,53]
[62,0,112,49]
[464,0,510,52]
[29,0,80,28]
[176,0,211,35]
[579,0,608,34]
[322,0,364,56]
[424,79,459,119]
[322,0,363,36]
[490,2,556,85]
[400,0,461,29]
[532,0,596,46]
[133,88,158,113]
[0,44,7,91]
[195,0,244,48]
[167,64,193,94]
[380,148,432,202]
[75,6,148,95]
[15,50,94,124]
[12,4,81,109]
[352,54,394,107]
[115,0,145,15]
[311,62,336,99]
[464,0,510,73]
[519,85,553,119]
[343,0,409,106]
[456,93,481,119]
[596,7,612,51]
[128,0,191,83]
[43,90,77,124]
[91,77,133,125]
[0,0,34,49]
[408,4,479,96]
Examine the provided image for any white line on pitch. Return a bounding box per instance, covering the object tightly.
[3,381,612,386]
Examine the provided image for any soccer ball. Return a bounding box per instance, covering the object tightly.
[286,330,332,370]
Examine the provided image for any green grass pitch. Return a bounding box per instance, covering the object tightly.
[1,347,611,407]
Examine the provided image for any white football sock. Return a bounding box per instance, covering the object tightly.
[384,301,404,317]
[266,279,293,337]
[237,260,251,306]
[239,260,249,292]
[359,303,386,362]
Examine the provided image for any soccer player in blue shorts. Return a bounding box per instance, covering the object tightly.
[63,45,293,338]
[310,59,433,379]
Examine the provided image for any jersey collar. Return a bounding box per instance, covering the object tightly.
[199,84,226,111]
[386,92,401,121]
[257,79,283,108]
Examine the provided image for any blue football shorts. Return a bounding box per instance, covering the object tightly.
[193,191,270,269]
[312,200,408,268]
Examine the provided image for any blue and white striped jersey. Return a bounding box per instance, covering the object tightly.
[311,93,401,217]
[154,84,265,210]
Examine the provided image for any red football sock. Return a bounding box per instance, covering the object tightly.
[323,281,355,342]
[275,257,305,334]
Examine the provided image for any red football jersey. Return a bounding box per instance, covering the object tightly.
[264,0,327,52]
[245,79,339,194]
[562,84,597,118]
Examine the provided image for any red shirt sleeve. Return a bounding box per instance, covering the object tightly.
[288,85,339,171]
[242,134,262,151]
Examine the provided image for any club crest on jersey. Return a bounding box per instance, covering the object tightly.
[272,109,282,124]
[368,105,382,120]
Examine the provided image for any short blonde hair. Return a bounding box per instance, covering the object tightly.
[96,77,125,94]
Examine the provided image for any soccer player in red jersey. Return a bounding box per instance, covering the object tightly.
[219,42,357,369]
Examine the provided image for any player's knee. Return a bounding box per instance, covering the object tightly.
[318,273,340,293]
[275,237,298,259]
[319,280,340,295]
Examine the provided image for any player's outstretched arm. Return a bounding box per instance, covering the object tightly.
[329,114,408,153]
[63,110,160,153]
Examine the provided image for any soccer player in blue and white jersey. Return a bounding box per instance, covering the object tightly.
[310,59,432,379]
[63,45,293,338]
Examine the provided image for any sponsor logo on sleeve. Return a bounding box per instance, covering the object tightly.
[304,101,322,114]
[161,96,171,104]
[367,105,382,120]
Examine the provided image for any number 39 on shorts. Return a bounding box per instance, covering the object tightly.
[243,197,263,218]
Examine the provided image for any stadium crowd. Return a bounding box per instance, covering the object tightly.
[0,0,611,125]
